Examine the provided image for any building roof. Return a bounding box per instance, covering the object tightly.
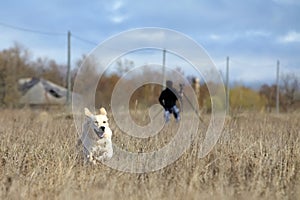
[18,77,68,105]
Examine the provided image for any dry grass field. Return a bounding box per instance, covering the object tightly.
[0,108,300,200]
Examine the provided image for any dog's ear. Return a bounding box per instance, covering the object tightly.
[99,107,107,115]
[84,108,93,117]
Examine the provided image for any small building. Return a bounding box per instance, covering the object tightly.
[18,77,69,105]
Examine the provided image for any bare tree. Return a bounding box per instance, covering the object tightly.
[281,73,300,106]
[116,58,134,76]
[259,84,276,112]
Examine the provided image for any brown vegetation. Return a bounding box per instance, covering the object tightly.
[1,44,300,199]
[0,109,299,199]
[0,44,66,108]
[1,44,300,112]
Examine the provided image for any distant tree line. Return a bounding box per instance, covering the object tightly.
[0,43,299,112]
[0,43,66,107]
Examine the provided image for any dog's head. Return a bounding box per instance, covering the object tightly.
[84,107,112,140]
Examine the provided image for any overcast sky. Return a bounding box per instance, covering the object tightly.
[1,0,299,86]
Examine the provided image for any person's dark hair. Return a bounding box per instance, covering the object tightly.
[166,80,173,88]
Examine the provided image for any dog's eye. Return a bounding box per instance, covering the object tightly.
[103,121,106,123]
[94,121,98,125]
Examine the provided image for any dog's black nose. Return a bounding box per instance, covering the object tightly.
[100,126,105,131]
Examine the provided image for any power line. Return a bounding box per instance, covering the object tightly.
[0,21,99,46]
[71,34,98,46]
[0,21,102,55]
[230,58,274,68]
[0,21,65,36]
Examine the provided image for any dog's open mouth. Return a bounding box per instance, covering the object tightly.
[93,128,104,139]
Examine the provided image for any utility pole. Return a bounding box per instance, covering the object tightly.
[162,49,166,90]
[66,30,71,105]
[226,56,230,115]
[276,60,280,114]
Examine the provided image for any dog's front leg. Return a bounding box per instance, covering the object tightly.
[95,151,110,162]
[88,147,96,164]
[88,151,94,163]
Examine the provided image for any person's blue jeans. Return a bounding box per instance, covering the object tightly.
[164,105,180,123]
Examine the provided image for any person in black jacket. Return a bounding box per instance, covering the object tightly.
[159,80,180,123]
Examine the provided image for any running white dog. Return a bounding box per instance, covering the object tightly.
[80,107,113,164]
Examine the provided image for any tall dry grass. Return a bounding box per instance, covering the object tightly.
[0,108,299,199]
